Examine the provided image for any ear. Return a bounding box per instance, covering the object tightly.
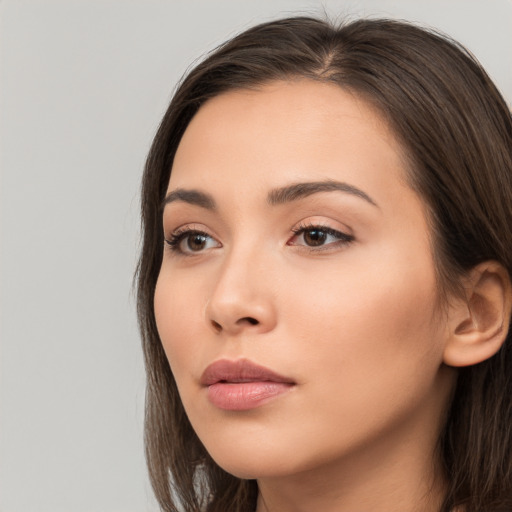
[443,261,512,367]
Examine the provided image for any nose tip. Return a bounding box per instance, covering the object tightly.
[205,272,277,335]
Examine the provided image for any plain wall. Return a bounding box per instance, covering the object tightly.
[1,1,511,511]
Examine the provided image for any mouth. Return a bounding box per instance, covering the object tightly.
[200,358,296,411]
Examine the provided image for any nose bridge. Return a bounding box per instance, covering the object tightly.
[206,240,277,335]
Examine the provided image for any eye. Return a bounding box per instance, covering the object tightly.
[289,224,354,249]
[165,228,221,255]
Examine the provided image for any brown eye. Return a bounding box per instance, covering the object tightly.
[289,224,355,250]
[165,229,221,255]
[303,229,327,246]
[186,233,208,251]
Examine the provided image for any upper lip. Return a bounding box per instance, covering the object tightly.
[200,358,295,386]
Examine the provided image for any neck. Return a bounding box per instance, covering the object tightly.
[256,439,447,512]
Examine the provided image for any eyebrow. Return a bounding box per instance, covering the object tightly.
[162,179,378,211]
[267,180,378,207]
[162,188,217,210]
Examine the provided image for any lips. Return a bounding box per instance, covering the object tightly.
[200,359,295,411]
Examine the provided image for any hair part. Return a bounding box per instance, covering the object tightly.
[137,16,512,512]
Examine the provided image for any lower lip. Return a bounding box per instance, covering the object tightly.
[206,381,294,411]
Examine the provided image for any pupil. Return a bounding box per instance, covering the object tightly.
[304,229,326,246]
[188,234,206,251]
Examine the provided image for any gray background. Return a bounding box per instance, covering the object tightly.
[1,1,511,511]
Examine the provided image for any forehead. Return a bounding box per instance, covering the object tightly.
[169,80,411,210]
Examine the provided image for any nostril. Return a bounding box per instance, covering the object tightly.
[211,320,222,332]
[241,317,259,326]
[209,316,261,333]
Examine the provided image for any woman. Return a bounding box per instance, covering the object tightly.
[136,16,512,512]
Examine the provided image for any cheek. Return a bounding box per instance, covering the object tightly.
[281,245,444,400]
[268,254,446,460]
[154,269,207,381]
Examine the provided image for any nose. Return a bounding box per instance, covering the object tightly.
[205,249,278,336]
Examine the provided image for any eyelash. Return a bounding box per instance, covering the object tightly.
[164,223,354,256]
[289,223,354,250]
[165,227,216,254]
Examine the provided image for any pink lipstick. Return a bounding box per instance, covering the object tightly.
[200,359,295,411]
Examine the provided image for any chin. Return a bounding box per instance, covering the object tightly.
[202,436,323,481]
[213,457,296,480]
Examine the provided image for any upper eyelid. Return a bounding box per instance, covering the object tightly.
[291,217,354,235]
[290,224,354,242]
[166,222,214,236]
[164,219,353,238]
[293,220,339,231]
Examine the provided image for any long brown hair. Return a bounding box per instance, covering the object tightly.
[136,16,512,512]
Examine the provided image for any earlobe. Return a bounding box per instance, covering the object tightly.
[443,261,512,367]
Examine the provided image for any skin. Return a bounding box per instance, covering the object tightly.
[154,80,458,512]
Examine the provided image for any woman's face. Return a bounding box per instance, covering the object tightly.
[154,80,455,480]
